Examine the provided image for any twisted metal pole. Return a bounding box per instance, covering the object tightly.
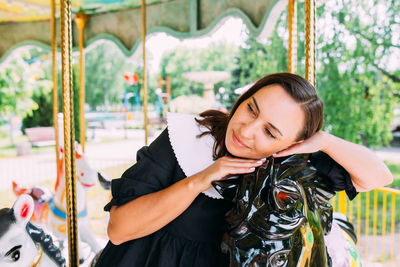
[60,0,79,265]
[141,0,148,145]
[288,0,297,73]
[305,0,316,85]
[51,0,59,163]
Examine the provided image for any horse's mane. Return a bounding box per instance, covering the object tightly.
[55,157,64,192]
[26,222,66,266]
[0,208,16,238]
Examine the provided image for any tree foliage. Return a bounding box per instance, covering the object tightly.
[0,52,42,117]
[84,41,132,109]
[315,0,399,147]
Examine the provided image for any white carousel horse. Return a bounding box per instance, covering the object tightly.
[47,143,103,261]
[0,194,66,267]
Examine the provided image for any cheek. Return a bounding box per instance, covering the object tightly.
[255,139,290,156]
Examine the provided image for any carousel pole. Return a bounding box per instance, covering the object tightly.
[288,0,297,73]
[304,0,315,85]
[73,13,89,152]
[51,0,59,162]
[60,0,79,266]
[141,0,148,145]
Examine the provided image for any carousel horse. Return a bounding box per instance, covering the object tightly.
[213,154,361,267]
[0,194,65,267]
[12,144,111,260]
[47,143,104,260]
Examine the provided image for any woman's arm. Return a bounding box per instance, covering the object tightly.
[107,157,264,245]
[274,131,393,192]
[108,173,203,245]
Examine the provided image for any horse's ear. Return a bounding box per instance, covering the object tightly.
[12,194,34,225]
[74,141,83,159]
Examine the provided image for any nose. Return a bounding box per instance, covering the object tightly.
[239,120,257,140]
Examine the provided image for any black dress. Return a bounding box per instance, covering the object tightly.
[95,128,357,267]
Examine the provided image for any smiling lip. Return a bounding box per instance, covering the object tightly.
[232,131,249,148]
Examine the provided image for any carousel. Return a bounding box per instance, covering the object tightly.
[0,0,359,266]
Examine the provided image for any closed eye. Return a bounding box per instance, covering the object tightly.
[247,103,255,115]
[265,128,276,139]
[247,103,276,139]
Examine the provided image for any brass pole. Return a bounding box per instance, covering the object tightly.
[305,0,316,85]
[60,0,79,265]
[141,0,148,145]
[73,13,88,152]
[51,0,59,162]
[288,0,297,73]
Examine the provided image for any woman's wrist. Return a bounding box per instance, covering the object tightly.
[319,131,334,153]
[186,172,211,195]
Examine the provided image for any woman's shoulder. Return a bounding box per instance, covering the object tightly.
[166,112,215,177]
[166,112,223,199]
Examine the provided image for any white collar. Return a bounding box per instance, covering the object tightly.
[166,112,223,199]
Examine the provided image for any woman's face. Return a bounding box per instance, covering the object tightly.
[225,84,305,159]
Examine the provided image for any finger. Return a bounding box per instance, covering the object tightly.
[224,157,266,164]
[226,166,257,174]
[273,145,302,157]
[223,161,265,168]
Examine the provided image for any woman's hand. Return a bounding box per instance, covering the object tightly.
[273,131,328,157]
[194,156,266,191]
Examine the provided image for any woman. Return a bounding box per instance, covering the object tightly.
[95,73,392,267]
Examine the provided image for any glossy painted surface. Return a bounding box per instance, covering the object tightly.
[213,155,336,267]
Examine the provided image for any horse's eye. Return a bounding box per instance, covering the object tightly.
[274,190,299,210]
[10,249,20,262]
[269,250,289,267]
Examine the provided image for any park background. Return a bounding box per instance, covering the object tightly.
[0,0,399,266]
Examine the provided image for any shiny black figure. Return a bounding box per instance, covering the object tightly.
[213,155,338,267]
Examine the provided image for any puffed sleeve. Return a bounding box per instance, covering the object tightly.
[309,151,358,200]
[104,128,177,211]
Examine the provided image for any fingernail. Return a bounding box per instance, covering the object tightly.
[272,153,277,157]
[249,167,255,171]
[257,158,266,164]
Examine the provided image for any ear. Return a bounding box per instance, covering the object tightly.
[74,142,83,159]
[12,194,34,225]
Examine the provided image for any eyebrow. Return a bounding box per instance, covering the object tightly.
[5,245,21,257]
[251,96,284,137]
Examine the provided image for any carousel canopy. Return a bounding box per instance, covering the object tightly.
[0,0,286,60]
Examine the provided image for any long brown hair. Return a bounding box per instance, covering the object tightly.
[195,72,324,160]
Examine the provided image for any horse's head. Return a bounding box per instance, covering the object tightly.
[74,143,97,189]
[58,142,97,189]
[213,155,335,267]
[0,195,66,267]
[0,194,37,266]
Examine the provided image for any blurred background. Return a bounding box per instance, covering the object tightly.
[0,0,399,266]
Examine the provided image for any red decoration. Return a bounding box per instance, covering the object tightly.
[21,203,29,218]
[124,73,140,85]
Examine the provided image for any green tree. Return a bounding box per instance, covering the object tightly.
[0,49,50,143]
[315,0,399,147]
[84,41,130,109]
[21,80,53,133]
